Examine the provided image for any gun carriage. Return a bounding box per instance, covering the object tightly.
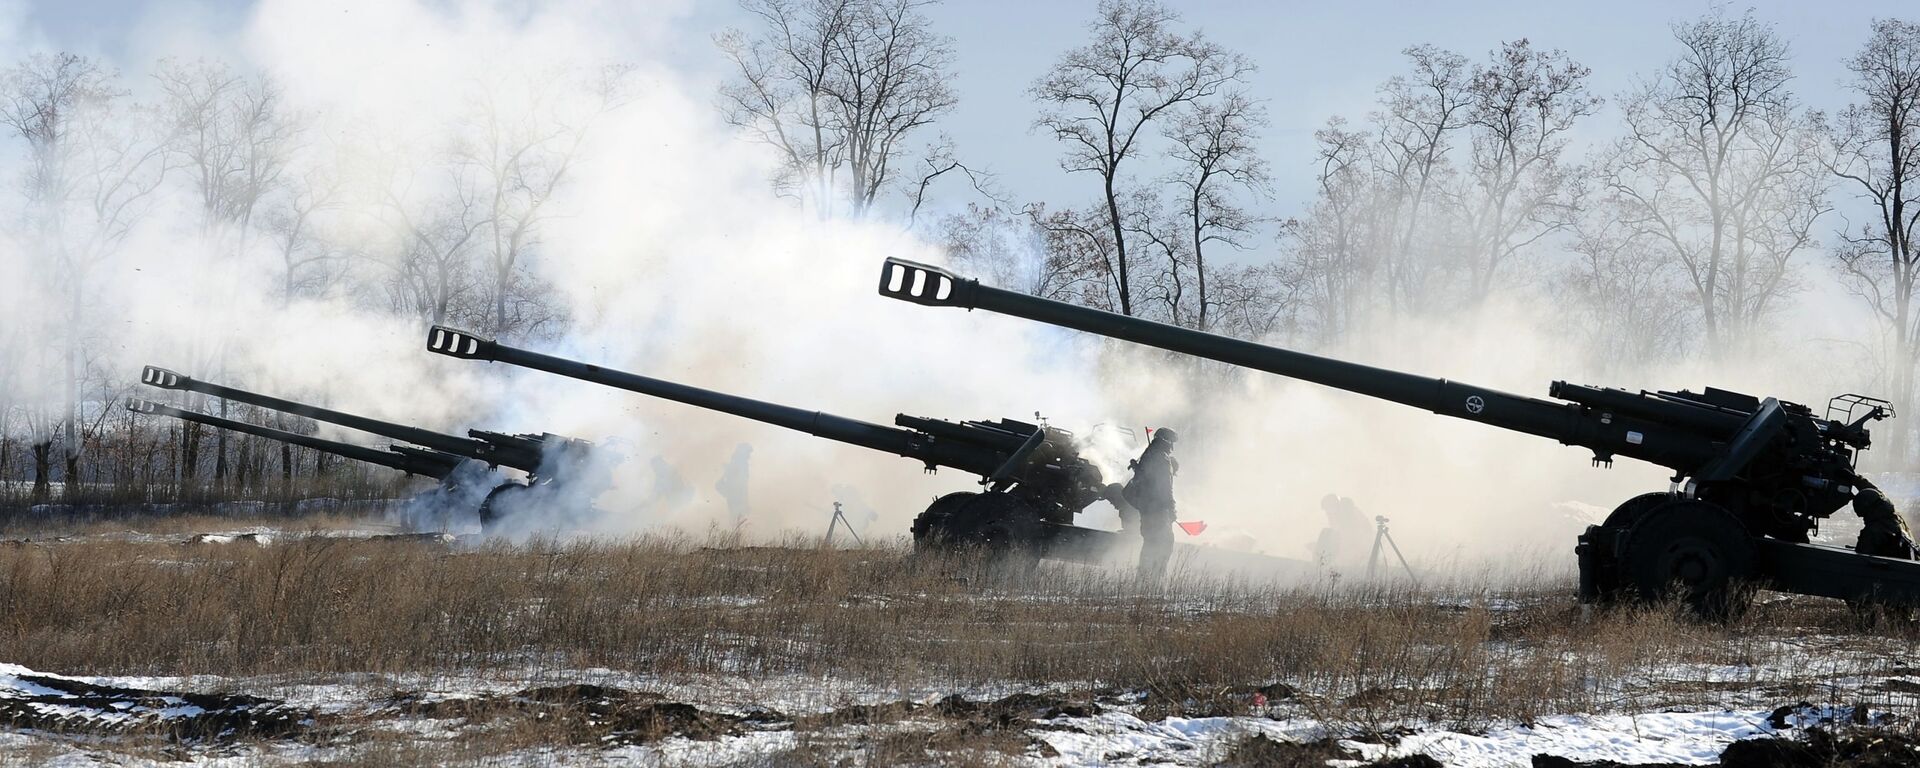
[138,365,598,527]
[879,257,1920,613]
[425,325,1131,564]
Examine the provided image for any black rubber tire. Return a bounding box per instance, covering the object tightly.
[1621,500,1756,619]
[912,491,1043,572]
[1585,492,1681,603]
[1602,492,1677,530]
[969,493,1044,573]
[478,483,533,532]
[910,492,982,554]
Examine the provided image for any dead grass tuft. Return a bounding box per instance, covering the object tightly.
[3,531,1918,742]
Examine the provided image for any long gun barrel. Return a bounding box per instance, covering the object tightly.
[880,258,1742,473]
[877,259,1920,613]
[127,398,464,478]
[138,366,546,472]
[426,324,1120,562]
[426,326,1005,477]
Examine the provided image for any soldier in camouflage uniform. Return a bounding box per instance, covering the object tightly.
[1123,427,1180,581]
[1851,475,1917,560]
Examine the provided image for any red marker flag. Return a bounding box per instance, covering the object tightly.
[1176,521,1207,536]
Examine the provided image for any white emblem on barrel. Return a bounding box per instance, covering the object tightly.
[1465,395,1486,415]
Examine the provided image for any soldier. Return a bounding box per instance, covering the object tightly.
[1123,427,1180,580]
[1312,494,1371,573]
[1851,474,1917,560]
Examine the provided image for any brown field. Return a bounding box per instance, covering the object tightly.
[3,520,1920,765]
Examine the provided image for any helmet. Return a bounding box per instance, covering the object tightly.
[1153,427,1179,445]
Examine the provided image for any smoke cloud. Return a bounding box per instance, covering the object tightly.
[0,0,1896,572]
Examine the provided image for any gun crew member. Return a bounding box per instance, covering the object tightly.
[1124,427,1180,581]
[1851,474,1917,561]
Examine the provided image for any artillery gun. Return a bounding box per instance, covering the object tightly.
[879,257,1920,613]
[138,365,604,528]
[425,325,1127,564]
[126,398,467,480]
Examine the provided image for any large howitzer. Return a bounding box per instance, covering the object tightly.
[880,257,1920,611]
[138,365,602,527]
[425,325,1125,562]
[127,398,466,479]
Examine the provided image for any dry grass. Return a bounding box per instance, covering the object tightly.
[3,530,1916,741]
[0,481,416,537]
[0,739,72,768]
[0,509,399,538]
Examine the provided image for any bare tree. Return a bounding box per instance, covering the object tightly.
[368,146,492,328]
[1282,45,1582,331]
[1374,45,1470,314]
[907,134,1002,225]
[1459,40,1598,301]
[1603,10,1828,357]
[455,66,626,339]
[155,59,300,486]
[936,203,1069,297]
[154,59,298,247]
[0,329,15,494]
[1829,18,1920,459]
[1,53,171,500]
[1123,189,1193,325]
[1031,0,1250,316]
[265,160,343,303]
[1030,202,1128,310]
[0,55,110,498]
[825,0,956,213]
[718,0,844,205]
[1207,261,1304,343]
[717,0,956,215]
[1284,117,1387,342]
[1562,202,1695,373]
[1164,91,1268,330]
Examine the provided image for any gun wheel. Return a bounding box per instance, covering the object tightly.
[911,491,1042,573]
[911,492,980,554]
[478,482,533,533]
[1601,492,1678,530]
[1583,492,1681,603]
[1621,500,1756,619]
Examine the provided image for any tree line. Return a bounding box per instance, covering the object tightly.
[0,54,623,503]
[3,1,1917,505]
[721,1,1920,461]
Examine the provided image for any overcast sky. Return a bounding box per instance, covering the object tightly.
[13,0,1916,220]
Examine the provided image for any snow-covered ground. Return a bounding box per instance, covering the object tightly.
[0,661,1898,767]
[1,522,464,548]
